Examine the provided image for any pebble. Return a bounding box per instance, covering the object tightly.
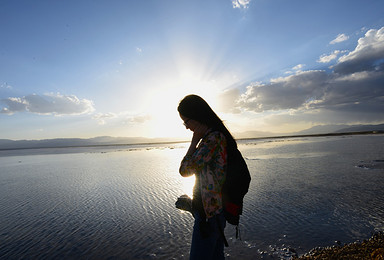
[294,232,384,259]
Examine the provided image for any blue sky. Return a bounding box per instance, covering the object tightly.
[1,0,384,140]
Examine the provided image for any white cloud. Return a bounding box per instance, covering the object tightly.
[92,112,117,125]
[240,70,328,112]
[129,114,151,123]
[317,50,342,63]
[334,27,384,74]
[91,112,151,126]
[330,33,349,44]
[0,93,95,115]
[333,71,371,82]
[0,82,12,90]
[232,0,250,9]
[292,64,305,71]
[217,88,241,113]
[0,97,27,114]
[285,64,305,74]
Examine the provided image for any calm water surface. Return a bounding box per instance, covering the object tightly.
[0,135,383,259]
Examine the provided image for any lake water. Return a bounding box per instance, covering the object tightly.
[0,134,383,259]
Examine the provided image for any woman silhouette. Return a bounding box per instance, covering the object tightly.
[178,94,237,259]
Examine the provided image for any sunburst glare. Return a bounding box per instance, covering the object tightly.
[181,175,195,198]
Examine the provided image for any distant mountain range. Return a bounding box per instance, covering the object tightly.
[1,124,383,150]
[294,124,384,135]
[234,123,384,139]
[0,136,184,150]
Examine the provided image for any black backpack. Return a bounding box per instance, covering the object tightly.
[222,147,251,228]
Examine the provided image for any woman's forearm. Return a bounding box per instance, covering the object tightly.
[186,139,199,156]
[186,125,208,156]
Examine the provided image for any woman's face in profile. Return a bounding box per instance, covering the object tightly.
[180,114,197,132]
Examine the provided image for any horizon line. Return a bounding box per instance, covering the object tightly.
[1,130,383,151]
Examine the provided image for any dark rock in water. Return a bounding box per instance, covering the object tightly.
[356,159,384,170]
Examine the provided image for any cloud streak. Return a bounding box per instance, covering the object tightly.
[0,82,13,90]
[91,112,152,126]
[92,112,117,125]
[330,33,349,44]
[317,50,345,63]
[1,93,95,115]
[232,0,250,9]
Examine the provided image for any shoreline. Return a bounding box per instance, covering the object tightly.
[295,232,384,259]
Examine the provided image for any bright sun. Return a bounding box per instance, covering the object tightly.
[143,74,222,139]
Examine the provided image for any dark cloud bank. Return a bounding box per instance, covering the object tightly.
[224,27,384,125]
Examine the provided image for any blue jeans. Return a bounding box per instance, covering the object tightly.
[189,211,226,260]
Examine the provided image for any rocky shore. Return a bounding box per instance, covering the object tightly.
[295,232,384,259]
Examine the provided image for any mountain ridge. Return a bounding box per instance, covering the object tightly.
[1,124,383,150]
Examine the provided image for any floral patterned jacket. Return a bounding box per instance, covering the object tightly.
[179,130,227,218]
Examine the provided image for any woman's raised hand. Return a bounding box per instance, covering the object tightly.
[192,124,209,143]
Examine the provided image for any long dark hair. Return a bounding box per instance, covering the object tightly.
[178,94,237,150]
